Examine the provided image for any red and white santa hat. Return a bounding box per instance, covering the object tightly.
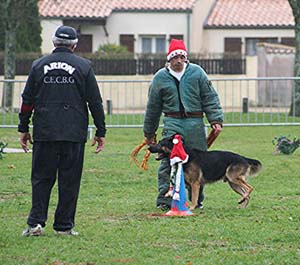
[170,134,189,166]
[167,39,187,61]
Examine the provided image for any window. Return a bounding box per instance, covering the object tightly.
[142,37,152,53]
[156,38,165,53]
[141,36,166,54]
[246,38,278,56]
[281,37,295,47]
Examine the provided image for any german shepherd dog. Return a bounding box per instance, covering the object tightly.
[148,136,262,210]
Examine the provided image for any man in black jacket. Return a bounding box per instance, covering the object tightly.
[19,26,106,236]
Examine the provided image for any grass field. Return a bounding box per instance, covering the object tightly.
[0,126,300,265]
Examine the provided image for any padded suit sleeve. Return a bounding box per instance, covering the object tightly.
[199,74,223,124]
[143,79,163,138]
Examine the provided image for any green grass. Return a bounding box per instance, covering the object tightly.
[0,126,300,265]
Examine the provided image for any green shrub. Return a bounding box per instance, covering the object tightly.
[95,43,134,59]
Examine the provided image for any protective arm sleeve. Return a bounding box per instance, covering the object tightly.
[200,75,223,125]
[143,81,163,138]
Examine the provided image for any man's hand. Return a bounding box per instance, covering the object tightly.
[211,123,222,134]
[92,136,105,153]
[145,135,156,146]
[207,123,222,148]
[20,132,33,153]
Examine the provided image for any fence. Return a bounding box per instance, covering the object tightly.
[0,77,300,130]
[0,57,246,75]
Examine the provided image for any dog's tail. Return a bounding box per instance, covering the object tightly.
[246,158,262,176]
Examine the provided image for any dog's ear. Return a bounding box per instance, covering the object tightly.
[170,134,176,140]
[161,136,175,149]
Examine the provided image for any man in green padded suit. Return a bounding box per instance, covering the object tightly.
[143,39,223,211]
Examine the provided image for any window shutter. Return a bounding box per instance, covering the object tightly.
[120,34,134,53]
[169,35,184,41]
[76,34,92,53]
[224,38,242,58]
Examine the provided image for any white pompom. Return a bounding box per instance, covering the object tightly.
[173,138,179,144]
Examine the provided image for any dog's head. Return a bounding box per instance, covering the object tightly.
[148,136,175,160]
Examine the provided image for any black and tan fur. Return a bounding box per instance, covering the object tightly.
[149,136,262,210]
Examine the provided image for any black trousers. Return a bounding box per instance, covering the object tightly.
[27,141,85,231]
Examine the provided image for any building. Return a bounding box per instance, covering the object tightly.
[38,0,295,56]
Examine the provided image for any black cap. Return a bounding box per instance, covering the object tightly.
[55,26,77,40]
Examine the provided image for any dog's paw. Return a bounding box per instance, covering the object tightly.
[238,197,246,204]
[238,194,250,204]
[238,197,250,208]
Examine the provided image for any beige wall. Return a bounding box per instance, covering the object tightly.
[202,28,294,55]
[0,76,29,110]
[78,24,107,53]
[190,0,214,53]
[107,12,188,53]
[41,19,63,54]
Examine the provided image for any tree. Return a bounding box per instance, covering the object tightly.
[1,0,41,111]
[15,0,42,52]
[0,14,4,51]
[288,0,300,116]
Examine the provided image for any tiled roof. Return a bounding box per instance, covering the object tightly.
[38,0,197,19]
[205,0,294,29]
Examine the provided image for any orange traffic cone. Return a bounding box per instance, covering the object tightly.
[164,135,193,216]
[164,164,193,216]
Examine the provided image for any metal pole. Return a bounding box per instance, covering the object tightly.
[106,99,112,115]
[243,97,249,113]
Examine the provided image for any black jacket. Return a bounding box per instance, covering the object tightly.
[18,47,106,142]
